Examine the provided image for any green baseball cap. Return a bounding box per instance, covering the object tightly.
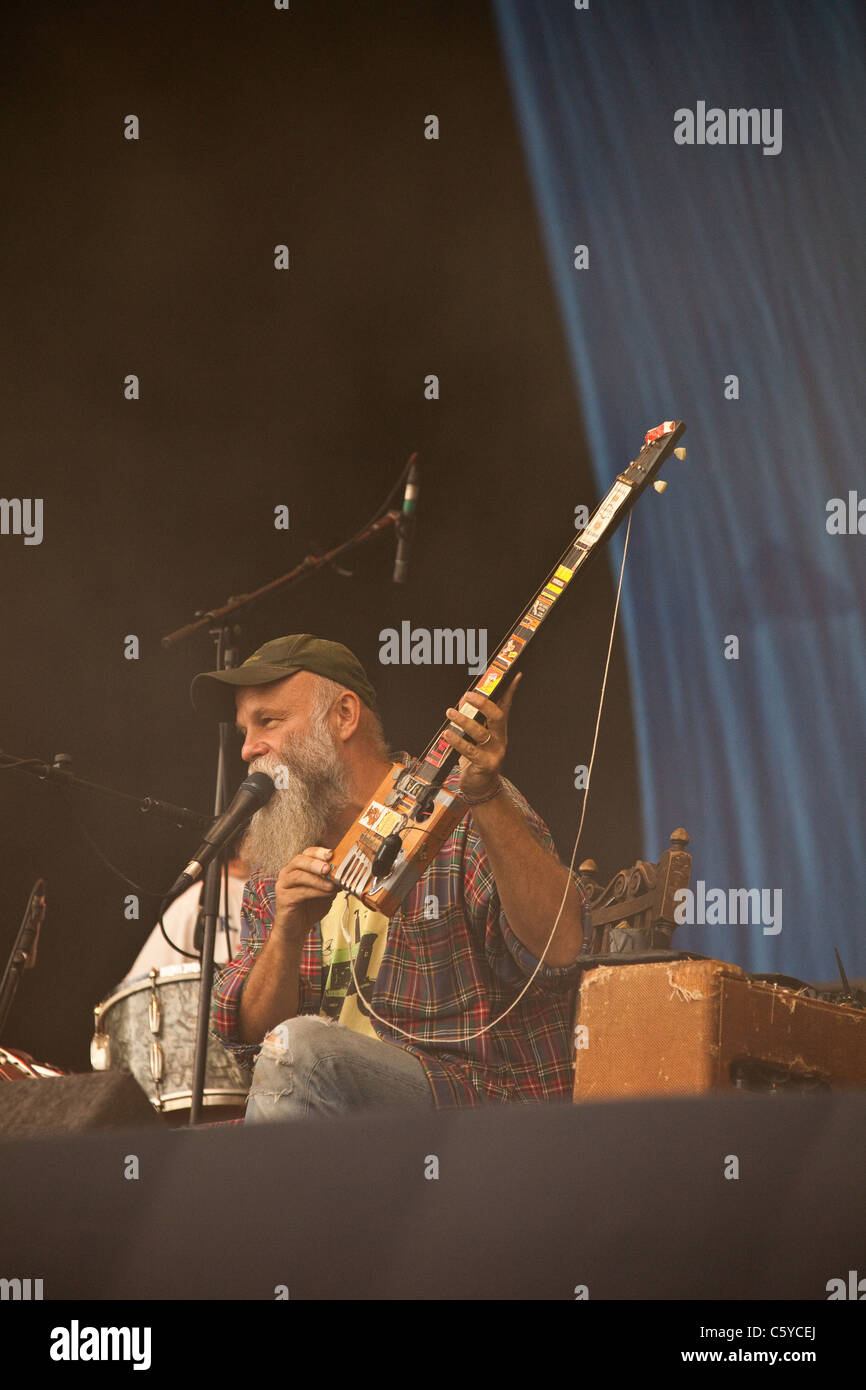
[190,633,380,722]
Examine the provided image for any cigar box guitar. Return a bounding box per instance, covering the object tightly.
[330,420,687,917]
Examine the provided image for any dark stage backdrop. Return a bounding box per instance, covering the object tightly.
[1,1,636,1071]
[495,0,866,979]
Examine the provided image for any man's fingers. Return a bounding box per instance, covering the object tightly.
[297,852,333,876]
[449,674,521,733]
[274,852,337,910]
[446,705,492,742]
[286,877,335,899]
[278,848,333,880]
[443,725,479,757]
[300,846,333,865]
[499,671,523,714]
[276,871,337,902]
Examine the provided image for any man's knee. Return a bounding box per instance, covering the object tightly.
[259,1014,337,1067]
[248,1016,338,1111]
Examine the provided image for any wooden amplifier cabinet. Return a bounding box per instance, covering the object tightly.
[572,958,866,1101]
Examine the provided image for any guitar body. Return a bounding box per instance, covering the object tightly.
[331,761,467,916]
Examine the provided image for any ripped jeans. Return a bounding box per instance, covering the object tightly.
[245,1015,434,1122]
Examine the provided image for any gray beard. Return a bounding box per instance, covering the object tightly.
[239,722,353,877]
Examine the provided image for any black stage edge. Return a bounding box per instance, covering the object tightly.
[2,1091,865,1313]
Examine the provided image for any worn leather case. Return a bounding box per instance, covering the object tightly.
[573,958,866,1100]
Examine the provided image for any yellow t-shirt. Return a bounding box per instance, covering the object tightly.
[318,894,389,1039]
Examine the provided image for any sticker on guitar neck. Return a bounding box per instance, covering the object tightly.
[477,629,523,691]
[499,634,524,665]
[578,480,632,549]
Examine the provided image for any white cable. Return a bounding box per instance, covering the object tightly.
[340,513,633,1045]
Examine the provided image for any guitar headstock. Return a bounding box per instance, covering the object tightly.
[620,420,687,493]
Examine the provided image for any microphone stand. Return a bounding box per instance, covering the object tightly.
[188,622,236,1127]
[161,500,408,1126]
[0,751,211,831]
[0,749,217,1095]
[0,880,46,1043]
[161,510,401,652]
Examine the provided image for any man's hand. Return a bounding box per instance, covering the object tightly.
[444,671,583,965]
[444,671,523,800]
[238,846,337,1043]
[273,846,337,942]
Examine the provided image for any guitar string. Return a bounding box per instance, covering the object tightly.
[419,504,601,766]
[338,512,633,1045]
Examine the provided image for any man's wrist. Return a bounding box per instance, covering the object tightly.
[461,775,503,807]
[273,915,312,950]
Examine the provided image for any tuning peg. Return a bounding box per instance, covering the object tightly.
[674,447,686,460]
[653,479,668,494]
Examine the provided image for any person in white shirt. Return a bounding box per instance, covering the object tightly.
[122,859,249,982]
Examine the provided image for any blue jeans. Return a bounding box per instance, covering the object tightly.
[245,1015,434,1122]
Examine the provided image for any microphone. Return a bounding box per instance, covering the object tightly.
[165,771,275,902]
[393,456,419,583]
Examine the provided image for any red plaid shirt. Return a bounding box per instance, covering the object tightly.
[211,770,587,1109]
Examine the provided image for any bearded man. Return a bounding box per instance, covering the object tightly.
[191,634,587,1120]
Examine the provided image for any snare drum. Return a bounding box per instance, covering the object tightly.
[90,964,249,1122]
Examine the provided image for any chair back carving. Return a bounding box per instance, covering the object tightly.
[578,828,691,956]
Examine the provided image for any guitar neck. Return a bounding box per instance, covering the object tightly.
[416,421,686,787]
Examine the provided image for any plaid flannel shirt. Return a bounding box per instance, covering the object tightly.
[211,769,587,1109]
